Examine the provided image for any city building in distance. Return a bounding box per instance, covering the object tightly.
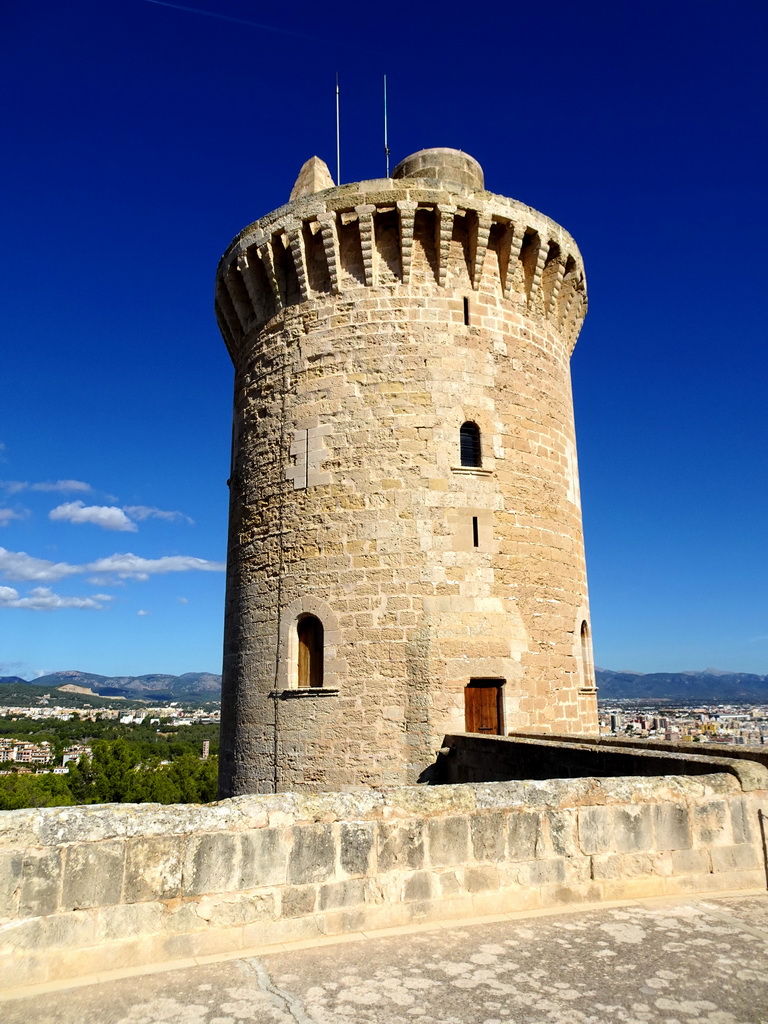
[216,148,599,795]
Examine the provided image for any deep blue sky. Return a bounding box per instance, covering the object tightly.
[2,0,766,679]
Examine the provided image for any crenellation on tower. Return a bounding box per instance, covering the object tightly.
[216,171,588,352]
[216,147,598,797]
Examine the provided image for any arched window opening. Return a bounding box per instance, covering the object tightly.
[298,615,324,688]
[580,619,594,689]
[460,422,482,467]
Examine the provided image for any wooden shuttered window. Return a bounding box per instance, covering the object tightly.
[297,615,324,688]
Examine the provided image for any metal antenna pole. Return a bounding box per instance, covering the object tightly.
[384,74,390,178]
[335,73,340,186]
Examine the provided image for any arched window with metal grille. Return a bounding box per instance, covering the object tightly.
[459,421,482,467]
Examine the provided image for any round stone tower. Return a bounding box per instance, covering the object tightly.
[215,147,598,796]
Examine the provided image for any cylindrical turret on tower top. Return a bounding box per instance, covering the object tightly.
[215,147,598,797]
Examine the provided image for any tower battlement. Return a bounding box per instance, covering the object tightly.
[215,150,587,363]
[216,147,598,797]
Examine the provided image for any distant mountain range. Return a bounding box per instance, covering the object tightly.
[1,667,766,707]
[0,670,222,707]
[595,668,768,701]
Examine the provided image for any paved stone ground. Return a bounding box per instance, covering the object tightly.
[3,894,768,1024]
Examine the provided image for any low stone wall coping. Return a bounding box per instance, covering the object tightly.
[464,733,768,792]
[2,771,765,992]
[0,773,741,847]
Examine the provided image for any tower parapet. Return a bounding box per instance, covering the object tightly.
[216,148,597,797]
[215,150,587,362]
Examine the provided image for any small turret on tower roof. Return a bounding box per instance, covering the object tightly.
[290,156,335,200]
[392,147,484,190]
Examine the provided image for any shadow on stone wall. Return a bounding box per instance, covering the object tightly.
[433,734,768,791]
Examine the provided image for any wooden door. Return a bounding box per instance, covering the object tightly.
[464,680,503,734]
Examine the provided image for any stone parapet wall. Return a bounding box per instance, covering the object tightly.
[2,774,766,990]
[439,734,768,790]
[551,732,768,772]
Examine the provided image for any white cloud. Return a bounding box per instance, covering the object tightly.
[86,553,225,579]
[136,609,150,616]
[0,546,225,583]
[0,547,80,582]
[2,480,92,495]
[0,586,110,611]
[123,505,194,525]
[0,508,27,526]
[50,501,137,532]
[178,596,189,604]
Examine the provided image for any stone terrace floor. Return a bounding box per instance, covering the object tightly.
[3,892,767,1024]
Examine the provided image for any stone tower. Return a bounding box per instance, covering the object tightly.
[215,147,599,796]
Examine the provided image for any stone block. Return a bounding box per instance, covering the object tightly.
[577,806,613,855]
[123,837,182,904]
[0,849,23,918]
[663,872,734,896]
[528,859,566,886]
[710,844,760,873]
[182,832,239,897]
[318,878,366,911]
[427,816,470,868]
[0,950,49,990]
[591,852,659,881]
[693,800,730,846]
[463,865,500,893]
[0,915,43,951]
[671,848,711,875]
[436,870,462,897]
[475,887,541,916]
[160,931,204,961]
[402,870,434,903]
[470,811,506,862]
[61,842,124,910]
[339,822,375,877]
[507,811,539,861]
[652,804,691,851]
[318,907,367,936]
[195,892,275,927]
[540,883,602,907]
[240,828,290,888]
[563,856,592,886]
[94,902,162,943]
[613,805,653,853]
[281,885,317,918]
[288,824,336,885]
[599,875,666,901]
[19,848,62,918]
[544,810,579,858]
[729,799,752,845]
[377,821,424,872]
[242,914,321,948]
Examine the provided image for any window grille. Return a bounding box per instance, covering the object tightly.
[459,422,482,467]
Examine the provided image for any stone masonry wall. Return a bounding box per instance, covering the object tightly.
[2,774,766,991]
[217,150,599,796]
